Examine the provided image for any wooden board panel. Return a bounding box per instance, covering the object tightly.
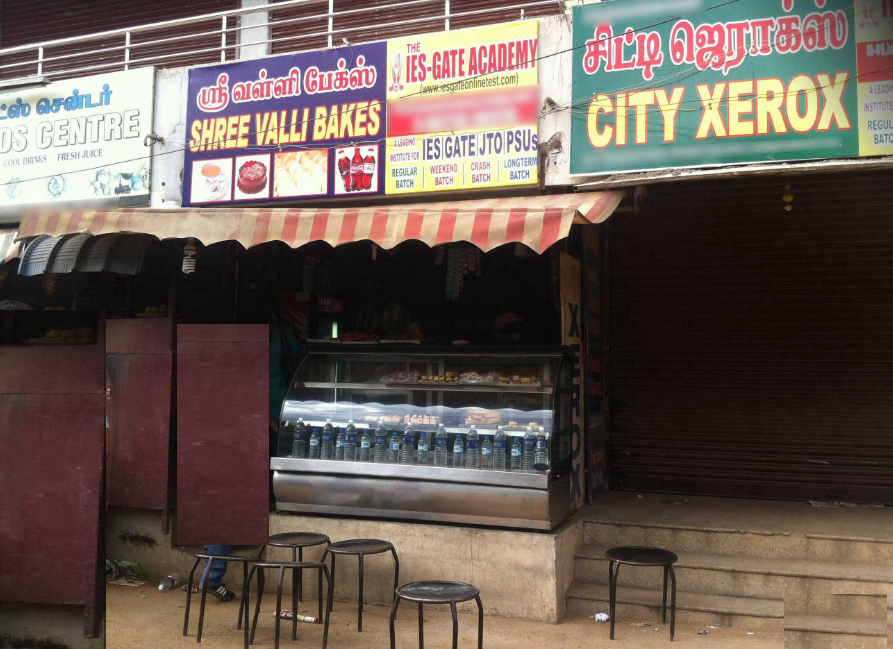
[0,347,105,394]
[176,325,269,545]
[106,353,172,510]
[0,393,103,606]
[106,317,173,354]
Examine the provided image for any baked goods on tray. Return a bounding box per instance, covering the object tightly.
[463,407,501,425]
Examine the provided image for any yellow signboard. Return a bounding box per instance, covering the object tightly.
[385,21,540,195]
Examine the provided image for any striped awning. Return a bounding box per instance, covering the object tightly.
[10,192,622,257]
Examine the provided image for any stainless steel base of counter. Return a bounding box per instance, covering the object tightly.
[271,458,573,530]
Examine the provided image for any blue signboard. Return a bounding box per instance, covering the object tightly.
[184,43,387,206]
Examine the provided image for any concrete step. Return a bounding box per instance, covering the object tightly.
[565,580,783,631]
[784,613,888,649]
[583,520,893,564]
[574,543,893,603]
[785,593,889,620]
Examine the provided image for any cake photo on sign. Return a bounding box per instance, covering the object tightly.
[238,160,267,194]
[233,154,271,200]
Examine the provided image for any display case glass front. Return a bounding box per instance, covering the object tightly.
[275,346,572,475]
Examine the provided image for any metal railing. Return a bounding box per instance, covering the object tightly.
[0,0,561,83]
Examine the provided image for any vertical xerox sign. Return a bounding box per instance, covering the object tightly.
[560,252,586,510]
[184,43,386,206]
[570,0,893,175]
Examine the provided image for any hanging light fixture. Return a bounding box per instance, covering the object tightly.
[182,238,197,274]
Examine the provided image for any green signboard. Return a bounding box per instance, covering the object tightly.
[570,0,893,175]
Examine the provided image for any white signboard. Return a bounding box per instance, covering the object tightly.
[0,67,155,208]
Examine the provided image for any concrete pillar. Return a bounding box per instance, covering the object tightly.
[238,0,271,61]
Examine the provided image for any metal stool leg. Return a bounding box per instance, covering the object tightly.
[298,547,304,601]
[251,567,265,645]
[240,546,265,630]
[357,553,365,632]
[475,594,484,649]
[183,557,200,636]
[319,548,327,621]
[609,562,620,640]
[292,548,298,641]
[242,563,250,649]
[669,565,677,642]
[418,603,424,649]
[662,566,668,624]
[450,601,459,649]
[197,570,210,644]
[274,566,285,649]
[389,596,401,649]
[390,545,400,595]
[322,565,334,649]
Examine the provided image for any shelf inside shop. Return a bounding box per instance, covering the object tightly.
[300,381,553,394]
[291,420,548,437]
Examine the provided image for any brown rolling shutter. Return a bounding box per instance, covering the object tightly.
[0,0,238,81]
[607,170,893,504]
[271,1,560,55]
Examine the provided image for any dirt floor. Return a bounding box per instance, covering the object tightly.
[106,583,783,648]
[0,603,104,649]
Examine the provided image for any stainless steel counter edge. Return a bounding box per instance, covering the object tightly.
[270,457,549,489]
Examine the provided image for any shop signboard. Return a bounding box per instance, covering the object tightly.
[0,68,155,208]
[184,43,387,206]
[386,21,540,194]
[571,0,893,175]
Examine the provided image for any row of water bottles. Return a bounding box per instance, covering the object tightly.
[288,418,549,470]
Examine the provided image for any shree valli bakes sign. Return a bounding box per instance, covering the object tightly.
[1,68,155,207]
[185,43,386,205]
[385,21,539,194]
[183,22,539,205]
[571,0,893,175]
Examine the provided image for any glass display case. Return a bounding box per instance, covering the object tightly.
[271,345,575,530]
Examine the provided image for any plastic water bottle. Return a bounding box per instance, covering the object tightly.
[493,426,506,469]
[417,431,429,465]
[522,426,536,470]
[158,573,180,591]
[481,435,493,468]
[335,427,345,460]
[401,425,415,464]
[309,427,321,459]
[535,427,549,468]
[344,420,357,461]
[387,428,401,462]
[374,419,388,463]
[453,433,465,468]
[321,419,335,460]
[434,424,448,466]
[359,426,372,462]
[291,419,306,458]
[466,425,479,468]
[510,436,522,469]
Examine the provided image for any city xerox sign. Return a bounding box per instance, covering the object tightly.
[570,0,893,175]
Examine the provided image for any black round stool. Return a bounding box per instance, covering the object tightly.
[389,581,483,649]
[183,553,260,648]
[605,546,677,641]
[246,560,333,649]
[238,533,330,637]
[323,538,399,632]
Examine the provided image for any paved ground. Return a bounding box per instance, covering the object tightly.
[106,583,783,648]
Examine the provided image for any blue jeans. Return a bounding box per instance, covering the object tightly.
[200,545,232,588]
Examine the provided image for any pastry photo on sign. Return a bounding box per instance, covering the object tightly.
[233,153,271,201]
[334,144,379,195]
[273,150,328,198]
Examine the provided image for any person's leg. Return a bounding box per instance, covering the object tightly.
[200,545,233,587]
